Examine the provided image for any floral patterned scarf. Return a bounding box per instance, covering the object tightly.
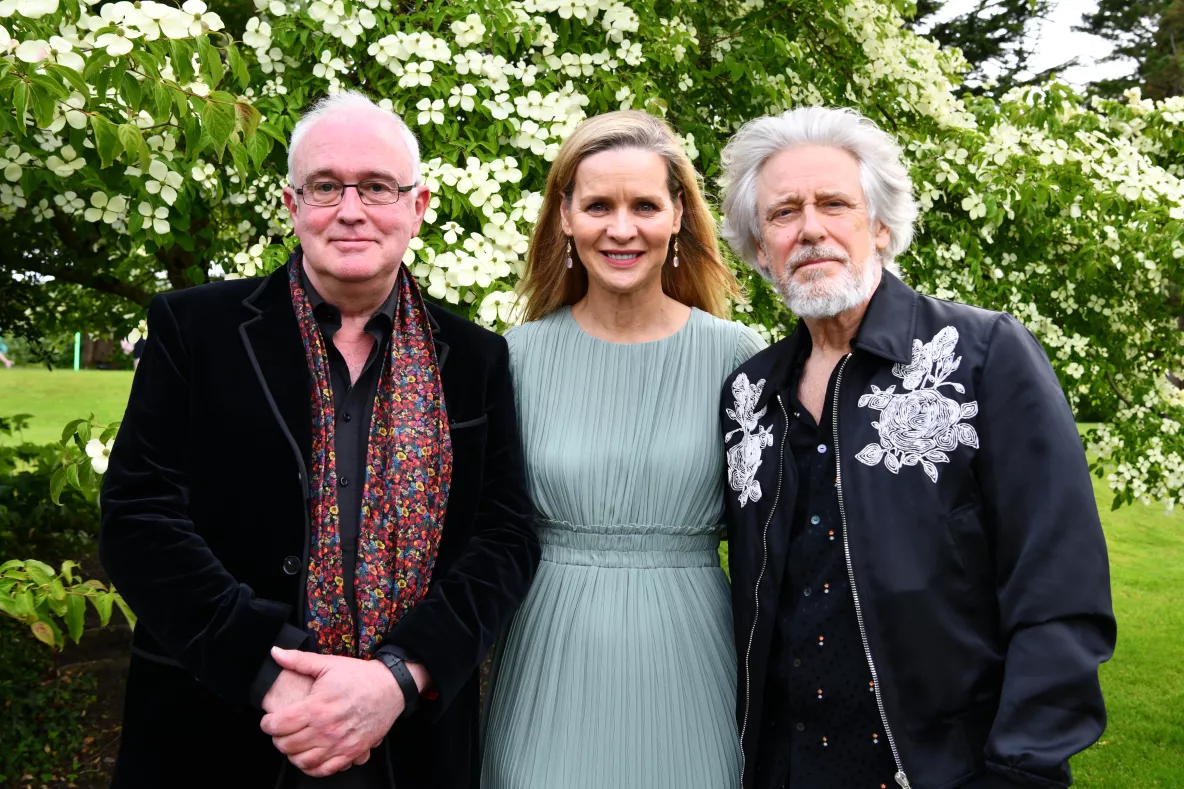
[289,259,451,657]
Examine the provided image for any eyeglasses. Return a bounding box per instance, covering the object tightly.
[296,179,416,207]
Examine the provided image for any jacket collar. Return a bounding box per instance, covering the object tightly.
[762,269,920,406]
[850,268,920,365]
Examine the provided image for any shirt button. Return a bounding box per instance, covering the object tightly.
[340,477,349,487]
[810,515,820,525]
[795,722,805,732]
[817,444,827,454]
[803,587,812,597]
[342,413,352,423]
[282,555,301,575]
[793,658,802,668]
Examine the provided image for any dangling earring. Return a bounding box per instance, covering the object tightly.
[671,238,680,268]
[565,238,573,269]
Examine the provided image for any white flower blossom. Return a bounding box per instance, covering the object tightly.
[450,13,486,47]
[85,438,115,474]
[448,83,477,112]
[145,159,184,204]
[416,97,445,125]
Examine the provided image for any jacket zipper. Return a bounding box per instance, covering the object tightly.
[832,353,912,789]
[739,394,788,787]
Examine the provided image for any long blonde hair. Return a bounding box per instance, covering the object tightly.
[519,110,739,322]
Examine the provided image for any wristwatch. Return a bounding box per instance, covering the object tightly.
[375,647,420,714]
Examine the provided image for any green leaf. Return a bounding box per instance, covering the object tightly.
[12,82,28,136]
[120,71,143,111]
[0,560,23,574]
[156,83,176,122]
[170,39,196,85]
[228,137,249,174]
[83,52,110,81]
[99,424,119,443]
[201,96,236,150]
[89,591,113,627]
[118,123,151,170]
[246,127,274,167]
[61,418,87,444]
[66,461,81,493]
[28,72,69,101]
[197,37,224,89]
[112,591,137,628]
[79,459,96,491]
[47,588,69,617]
[90,115,124,168]
[226,44,249,91]
[65,595,86,644]
[49,467,68,505]
[49,578,67,601]
[59,560,77,585]
[237,102,262,141]
[25,560,55,587]
[30,619,58,648]
[30,88,56,128]
[15,588,35,619]
[184,114,203,157]
[46,63,89,97]
[0,593,20,618]
[257,122,287,146]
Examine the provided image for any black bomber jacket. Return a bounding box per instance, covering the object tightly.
[721,271,1116,789]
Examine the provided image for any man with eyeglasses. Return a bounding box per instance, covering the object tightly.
[99,91,540,789]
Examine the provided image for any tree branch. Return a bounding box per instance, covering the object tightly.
[1107,370,1134,408]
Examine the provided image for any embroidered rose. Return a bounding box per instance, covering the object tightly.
[879,388,963,455]
[725,373,774,507]
[856,327,979,482]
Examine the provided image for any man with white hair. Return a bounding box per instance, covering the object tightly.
[100,91,539,788]
[717,106,1115,789]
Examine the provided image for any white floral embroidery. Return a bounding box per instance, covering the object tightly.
[855,326,979,483]
[725,373,775,507]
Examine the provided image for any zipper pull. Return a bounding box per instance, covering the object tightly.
[895,771,911,789]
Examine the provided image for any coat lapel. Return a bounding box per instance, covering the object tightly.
[238,263,312,482]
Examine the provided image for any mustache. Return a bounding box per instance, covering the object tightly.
[785,245,851,272]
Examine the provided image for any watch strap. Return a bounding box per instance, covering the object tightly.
[377,650,420,714]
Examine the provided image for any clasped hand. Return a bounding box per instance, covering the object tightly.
[260,646,404,777]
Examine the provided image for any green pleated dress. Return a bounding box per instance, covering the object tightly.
[481,306,767,789]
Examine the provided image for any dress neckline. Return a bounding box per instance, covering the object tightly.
[563,305,698,347]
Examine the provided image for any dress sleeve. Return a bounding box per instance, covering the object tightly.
[732,322,768,369]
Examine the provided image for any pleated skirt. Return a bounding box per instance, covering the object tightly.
[481,522,742,789]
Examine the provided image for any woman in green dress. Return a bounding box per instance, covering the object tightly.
[481,110,765,788]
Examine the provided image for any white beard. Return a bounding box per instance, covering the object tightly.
[775,244,879,319]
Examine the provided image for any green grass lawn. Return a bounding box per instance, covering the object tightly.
[0,368,135,446]
[1071,469,1184,787]
[0,369,1179,783]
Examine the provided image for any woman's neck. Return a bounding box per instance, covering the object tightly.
[570,280,690,344]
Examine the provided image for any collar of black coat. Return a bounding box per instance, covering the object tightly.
[767,268,921,401]
[240,245,443,338]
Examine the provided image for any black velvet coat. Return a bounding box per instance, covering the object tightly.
[99,261,539,789]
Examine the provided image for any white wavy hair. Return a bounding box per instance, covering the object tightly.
[719,106,918,276]
[287,90,422,186]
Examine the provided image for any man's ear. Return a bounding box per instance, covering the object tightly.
[873,219,890,252]
[755,239,772,278]
[283,186,300,227]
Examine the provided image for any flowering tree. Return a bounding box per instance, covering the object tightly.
[3,0,1184,638]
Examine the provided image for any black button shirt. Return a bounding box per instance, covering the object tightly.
[303,268,397,624]
[759,352,899,789]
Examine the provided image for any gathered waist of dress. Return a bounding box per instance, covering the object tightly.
[535,518,723,569]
